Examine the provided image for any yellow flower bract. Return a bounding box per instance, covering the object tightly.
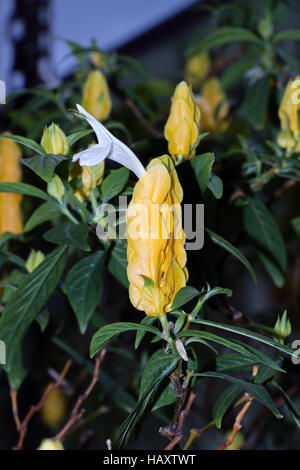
[164,81,201,163]
[82,70,112,121]
[127,155,188,317]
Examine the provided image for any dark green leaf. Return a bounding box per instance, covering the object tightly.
[242,76,270,129]
[273,30,300,43]
[213,384,242,429]
[171,286,200,310]
[0,182,51,201]
[139,350,176,401]
[90,322,161,358]
[194,372,283,418]
[108,242,129,288]
[101,168,129,202]
[0,246,68,370]
[67,129,93,146]
[21,154,67,182]
[44,222,90,251]
[63,251,106,333]
[206,228,257,282]
[244,197,287,274]
[24,202,60,232]
[135,317,156,349]
[0,133,45,154]
[207,174,223,199]
[190,153,214,193]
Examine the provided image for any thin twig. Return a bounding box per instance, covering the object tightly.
[11,360,72,450]
[217,394,253,450]
[52,349,106,442]
[125,98,163,138]
[164,392,196,450]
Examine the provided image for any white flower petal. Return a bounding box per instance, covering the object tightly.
[72,144,111,166]
[75,104,146,179]
[76,104,112,146]
[110,139,146,179]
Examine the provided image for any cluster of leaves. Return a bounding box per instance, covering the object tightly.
[0,0,300,450]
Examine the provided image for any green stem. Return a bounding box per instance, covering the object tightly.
[61,207,79,224]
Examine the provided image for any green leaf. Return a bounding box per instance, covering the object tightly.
[108,242,129,288]
[90,322,161,358]
[24,202,61,232]
[271,382,300,431]
[67,129,93,146]
[244,197,287,275]
[191,318,294,358]
[190,153,214,193]
[206,228,257,282]
[188,27,263,56]
[171,286,200,310]
[0,246,68,371]
[221,58,254,90]
[257,250,285,287]
[6,336,32,390]
[213,384,242,429]
[135,317,156,349]
[215,353,258,372]
[0,182,51,201]
[179,330,284,372]
[138,350,176,401]
[194,372,283,418]
[242,76,270,129]
[36,308,50,332]
[152,381,177,411]
[273,30,300,43]
[207,174,223,199]
[44,222,90,251]
[21,154,67,182]
[113,353,177,449]
[254,357,284,384]
[101,168,129,202]
[0,133,45,154]
[291,216,300,237]
[63,251,106,334]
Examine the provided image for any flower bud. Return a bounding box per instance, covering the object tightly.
[277,78,300,152]
[41,389,66,427]
[82,160,105,190]
[41,123,69,156]
[274,311,292,341]
[82,70,112,121]
[47,174,65,202]
[185,52,211,88]
[127,155,188,316]
[37,439,64,450]
[25,250,45,273]
[196,77,229,133]
[0,135,23,236]
[164,81,200,163]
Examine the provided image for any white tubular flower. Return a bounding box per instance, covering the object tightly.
[73,104,146,179]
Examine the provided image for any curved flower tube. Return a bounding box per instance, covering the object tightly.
[72,104,146,179]
[127,155,188,317]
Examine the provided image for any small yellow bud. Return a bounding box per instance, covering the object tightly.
[91,50,106,68]
[185,52,211,88]
[47,174,65,202]
[164,81,200,163]
[82,70,112,121]
[37,439,64,450]
[196,77,229,134]
[0,135,23,236]
[225,431,245,450]
[41,123,69,156]
[82,160,105,190]
[25,250,45,273]
[277,78,300,152]
[41,388,67,427]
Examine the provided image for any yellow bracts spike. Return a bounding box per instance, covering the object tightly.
[196,77,229,134]
[82,70,112,121]
[0,136,23,236]
[127,155,188,317]
[277,77,300,152]
[164,81,201,163]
